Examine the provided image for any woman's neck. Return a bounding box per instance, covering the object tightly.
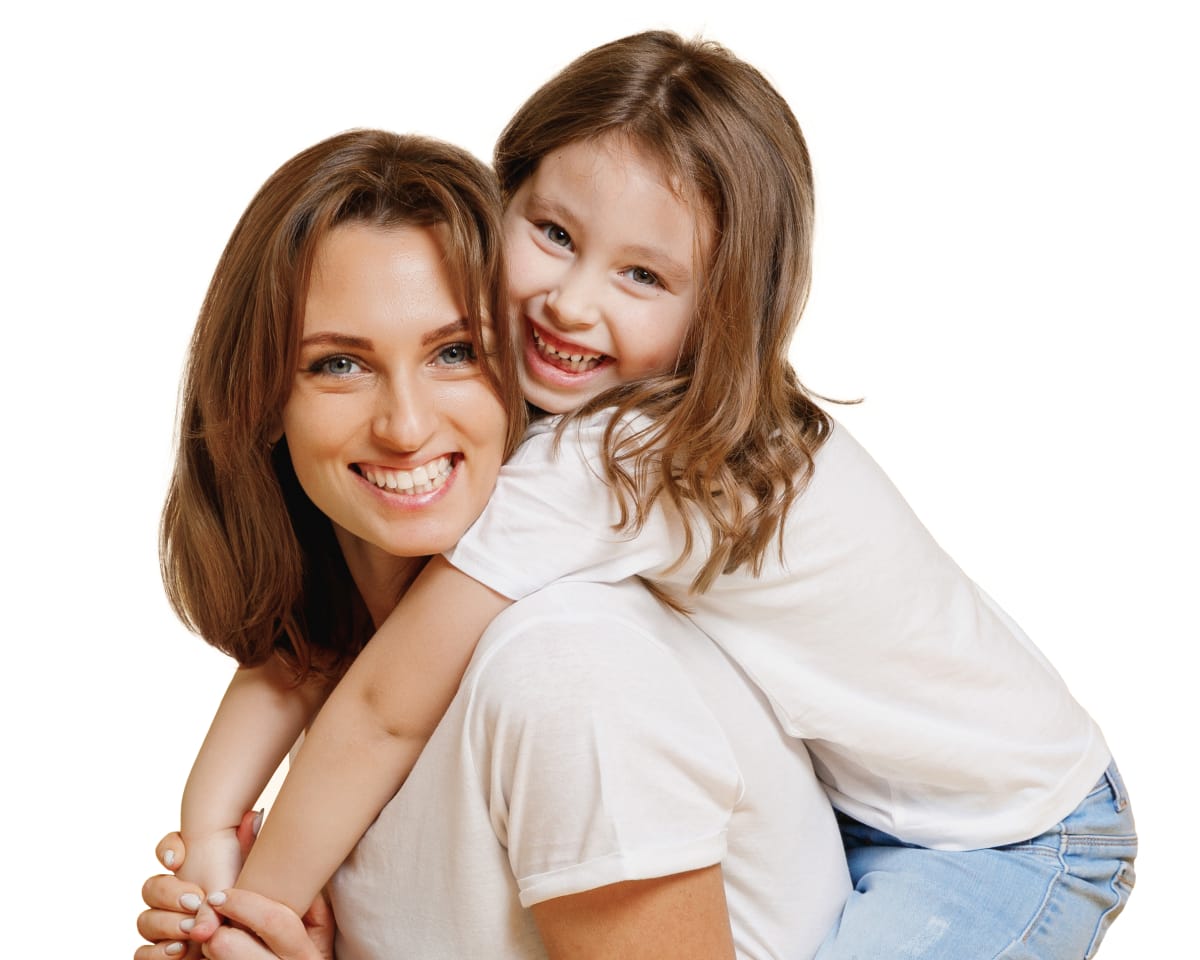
[333,529,429,629]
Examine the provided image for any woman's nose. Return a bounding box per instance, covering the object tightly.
[372,373,438,451]
[544,265,600,332]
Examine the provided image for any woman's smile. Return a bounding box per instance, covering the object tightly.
[356,455,456,497]
[282,222,507,565]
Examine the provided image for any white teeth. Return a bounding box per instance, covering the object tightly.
[532,328,604,371]
[361,456,453,495]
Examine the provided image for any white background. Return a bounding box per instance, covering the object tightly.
[3,1,1194,955]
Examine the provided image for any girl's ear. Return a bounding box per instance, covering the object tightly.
[267,416,284,446]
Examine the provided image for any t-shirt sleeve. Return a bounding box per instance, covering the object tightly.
[445,414,685,600]
[462,587,743,907]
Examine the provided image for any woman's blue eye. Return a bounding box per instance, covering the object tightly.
[313,355,361,376]
[541,223,572,248]
[437,343,476,365]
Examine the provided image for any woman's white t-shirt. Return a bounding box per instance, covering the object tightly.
[328,580,850,959]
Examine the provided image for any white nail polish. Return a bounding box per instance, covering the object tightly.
[164,943,184,957]
[208,890,228,907]
[253,808,264,836]
[179,893,202,911]
[163,849,176,868]
[179,917,195,933]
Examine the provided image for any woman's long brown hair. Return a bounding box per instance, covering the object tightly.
[161,130,523,677]
[496,31,831,592]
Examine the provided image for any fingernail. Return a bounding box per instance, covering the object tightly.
[179,892,202,911]
[253,808,264,836]
[179,917,195,933]
[208,890,228,907]
[165,943,184,957]
[163,849,176,868]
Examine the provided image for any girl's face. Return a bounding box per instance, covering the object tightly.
[281,222,507,567]
[503,135,708,413]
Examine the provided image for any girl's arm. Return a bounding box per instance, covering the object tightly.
[180,658,332,938]
[235,555,511,914]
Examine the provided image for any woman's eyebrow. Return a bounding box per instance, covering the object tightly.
[420,319,470,346]
[300,332,374,350]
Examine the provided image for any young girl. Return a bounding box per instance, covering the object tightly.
[181,31,1135,957]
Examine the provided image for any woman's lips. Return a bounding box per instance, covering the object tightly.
[356,455,454,494]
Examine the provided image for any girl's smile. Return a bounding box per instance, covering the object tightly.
[503,135,708,413]
[282,222,507,568]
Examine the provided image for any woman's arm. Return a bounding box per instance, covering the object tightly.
[531,867,735,960]
[180,659,331,937]
[235,555,512,914]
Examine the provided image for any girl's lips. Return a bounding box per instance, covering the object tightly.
[527,321,609,374]
[355,454,455,495]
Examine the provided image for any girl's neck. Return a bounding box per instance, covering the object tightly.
[333,528,429,629]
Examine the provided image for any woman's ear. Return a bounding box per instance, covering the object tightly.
[266,416,284,446]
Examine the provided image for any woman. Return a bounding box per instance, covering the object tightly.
[136,128,850,959]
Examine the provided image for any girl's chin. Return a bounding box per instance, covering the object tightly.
[520,366,610,414]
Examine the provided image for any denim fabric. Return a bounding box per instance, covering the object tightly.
[815,762,1136,959]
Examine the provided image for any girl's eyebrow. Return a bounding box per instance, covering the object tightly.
[621,244,692,285]
[527,193,576,226]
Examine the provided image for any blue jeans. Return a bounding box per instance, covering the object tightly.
[815,762,1136,959]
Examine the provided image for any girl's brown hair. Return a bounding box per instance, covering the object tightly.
[495,31,831,591]
[161,130,523,677]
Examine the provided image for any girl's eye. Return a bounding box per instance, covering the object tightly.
[436,342,477,366]
[310,355,361,376]
[540,222,573,249]
[624,266,660,287]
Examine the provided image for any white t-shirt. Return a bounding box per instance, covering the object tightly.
[328,580,850,960]
[447,413,1111,850]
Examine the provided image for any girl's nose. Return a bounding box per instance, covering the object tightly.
[372,373,438,451]
[544,266,600,331]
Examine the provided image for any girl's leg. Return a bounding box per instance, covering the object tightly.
[815,763,1136,959]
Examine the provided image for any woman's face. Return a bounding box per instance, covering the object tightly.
[281,222,507,565]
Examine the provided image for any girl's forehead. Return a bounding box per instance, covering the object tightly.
[581,133,689,199]
[600,133,715,238]
[527,133,707,226]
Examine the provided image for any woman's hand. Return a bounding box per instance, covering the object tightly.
[136,836,210,960]
[198,889,334,960]
[136,816,334,960]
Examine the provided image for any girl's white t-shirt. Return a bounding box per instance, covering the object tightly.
[447,412,1110,850]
